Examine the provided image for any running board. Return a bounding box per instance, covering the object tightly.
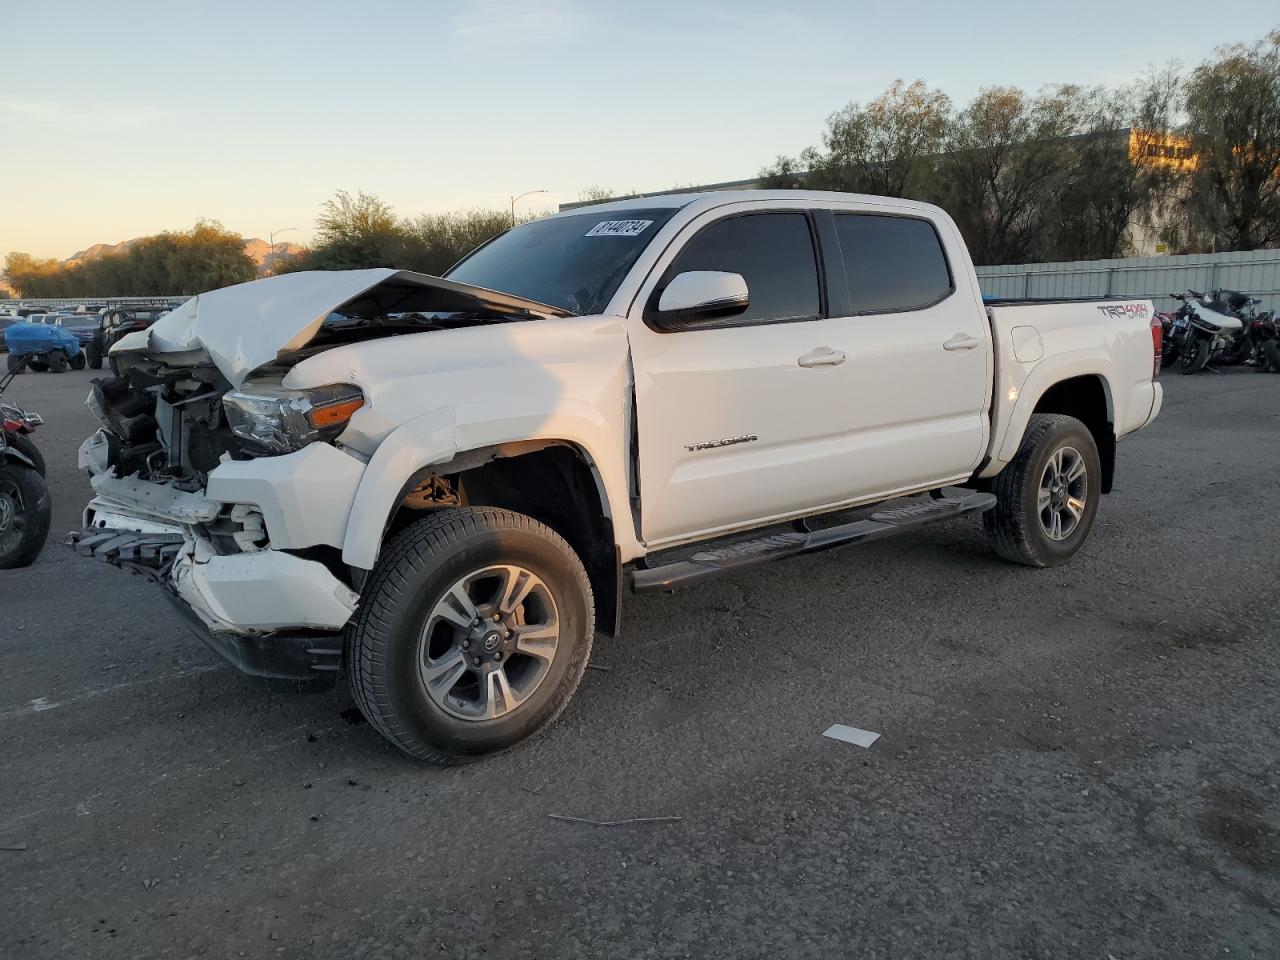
[628,491,996,593]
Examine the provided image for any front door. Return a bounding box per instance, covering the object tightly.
[628,207,866,546]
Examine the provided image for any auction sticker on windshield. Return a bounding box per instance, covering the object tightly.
[585,219,653,238]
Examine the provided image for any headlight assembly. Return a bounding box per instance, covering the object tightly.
[222,382,364,454]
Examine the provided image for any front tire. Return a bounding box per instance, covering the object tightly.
[86,339,103,370]
[984,413,1102,568]
[1180,337,1210,374]
[1262,341,1280,373]
[0,462,52,569]
[345,507,594,764]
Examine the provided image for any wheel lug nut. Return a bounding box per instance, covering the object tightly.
[472,656,482,666]
[462,639,470,649]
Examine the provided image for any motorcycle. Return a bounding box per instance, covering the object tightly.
[1250,309,1280,373]
[0,354,52,568]
[1165,289,1246,375]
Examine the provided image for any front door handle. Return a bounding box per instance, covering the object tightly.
[797,347,846,368]
[943,333,983,352]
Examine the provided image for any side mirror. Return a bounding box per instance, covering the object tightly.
[656,271,749,324]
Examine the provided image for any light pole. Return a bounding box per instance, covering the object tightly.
[268,227,297,273]
[510,190,548,227]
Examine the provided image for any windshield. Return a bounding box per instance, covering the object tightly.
[446,208,678,315]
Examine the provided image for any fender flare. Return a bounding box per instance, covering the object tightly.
[340,399,633,570]
[2,447,38,471]
[994,352,1117,465]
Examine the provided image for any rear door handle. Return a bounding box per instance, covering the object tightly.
[943,333,983,352]
[797,347,846,367]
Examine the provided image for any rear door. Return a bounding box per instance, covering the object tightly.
[813,207,991,495]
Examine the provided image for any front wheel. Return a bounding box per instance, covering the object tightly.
[1262,341,1280,373]
[86,339,103,370]
[345,507,595,764]
[0,462,52,569]
[1180,337,1211,374]
[984,413,1102,568]
[70,351,86,371]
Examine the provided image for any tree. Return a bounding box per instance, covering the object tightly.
[281,192,521,275]
[1183,30,1280,250]
[940,86,1079,265]
[2,222,254,296]
[760,80,951,198]
[1042,72,1181,260]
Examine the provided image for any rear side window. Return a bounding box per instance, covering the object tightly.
[664,212,820,324]
[834,214,952,314]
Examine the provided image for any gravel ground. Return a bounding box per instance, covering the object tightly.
[2,365,1279,960]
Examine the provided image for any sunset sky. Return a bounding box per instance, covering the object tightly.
[2,0,1276,263]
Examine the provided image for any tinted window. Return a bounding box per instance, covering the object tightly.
[665,212,819,324]
[834,215,952,314]
[447,208,678,315]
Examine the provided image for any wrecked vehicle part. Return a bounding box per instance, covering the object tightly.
[110,268,569,388]
[204,443,366,551]
[170,541,357,635]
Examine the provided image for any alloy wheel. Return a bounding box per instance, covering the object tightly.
[418,564,560,721]
[1038,445,1087,541]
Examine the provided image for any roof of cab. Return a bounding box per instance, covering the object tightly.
[547,189,940,220]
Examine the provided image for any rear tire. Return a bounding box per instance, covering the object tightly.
[345,507,594,764]
[984,413,1102,568]
[5,353,24,374]
[1180,337,1210,374]
[70,351,86,371]
[1262,341,1280,373]
[27,358,48,373]
[0,462,51,569]
[46,352,67,374]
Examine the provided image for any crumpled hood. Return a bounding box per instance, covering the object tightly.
[111,268,567,386]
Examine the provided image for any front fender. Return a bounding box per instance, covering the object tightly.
[340,398,635,570]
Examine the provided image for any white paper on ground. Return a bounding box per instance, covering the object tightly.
[822,724,881,748]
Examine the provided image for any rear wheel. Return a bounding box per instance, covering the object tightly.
[0,462,51,569]
[1262,341,1280,373]
[27,358,49,373]
[46,352,67,374]
[984,413,1101,568]
[345,507,594,764]
[5,353,24,374]
[70,351,86,371]
[1180,337,1210,374]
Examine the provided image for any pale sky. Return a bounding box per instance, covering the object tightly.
[1,0,1276,262]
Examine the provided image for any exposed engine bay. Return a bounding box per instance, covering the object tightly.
[89,269,570,489]
[88,364,237,489]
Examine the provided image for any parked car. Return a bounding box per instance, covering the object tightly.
[72,191,1163,763]
[0,316,20,353]
[4,320,84,372]
[55,314,100,353]
[87,305,173,371]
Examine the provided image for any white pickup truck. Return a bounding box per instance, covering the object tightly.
[74,190,1163,763]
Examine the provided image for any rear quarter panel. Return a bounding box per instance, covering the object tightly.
[983,300,1160,475]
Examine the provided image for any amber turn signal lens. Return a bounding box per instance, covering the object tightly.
[308,396,364,429]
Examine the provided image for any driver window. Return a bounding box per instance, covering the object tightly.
[665,213,820,325]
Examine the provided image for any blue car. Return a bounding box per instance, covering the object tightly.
[3,321,84,373]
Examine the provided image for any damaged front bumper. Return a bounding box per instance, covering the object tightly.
[74,470,360,693]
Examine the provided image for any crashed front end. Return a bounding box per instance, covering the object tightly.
[71,268,562,691]
[74,362,365,692]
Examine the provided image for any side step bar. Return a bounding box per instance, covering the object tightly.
[628,491,996,593]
